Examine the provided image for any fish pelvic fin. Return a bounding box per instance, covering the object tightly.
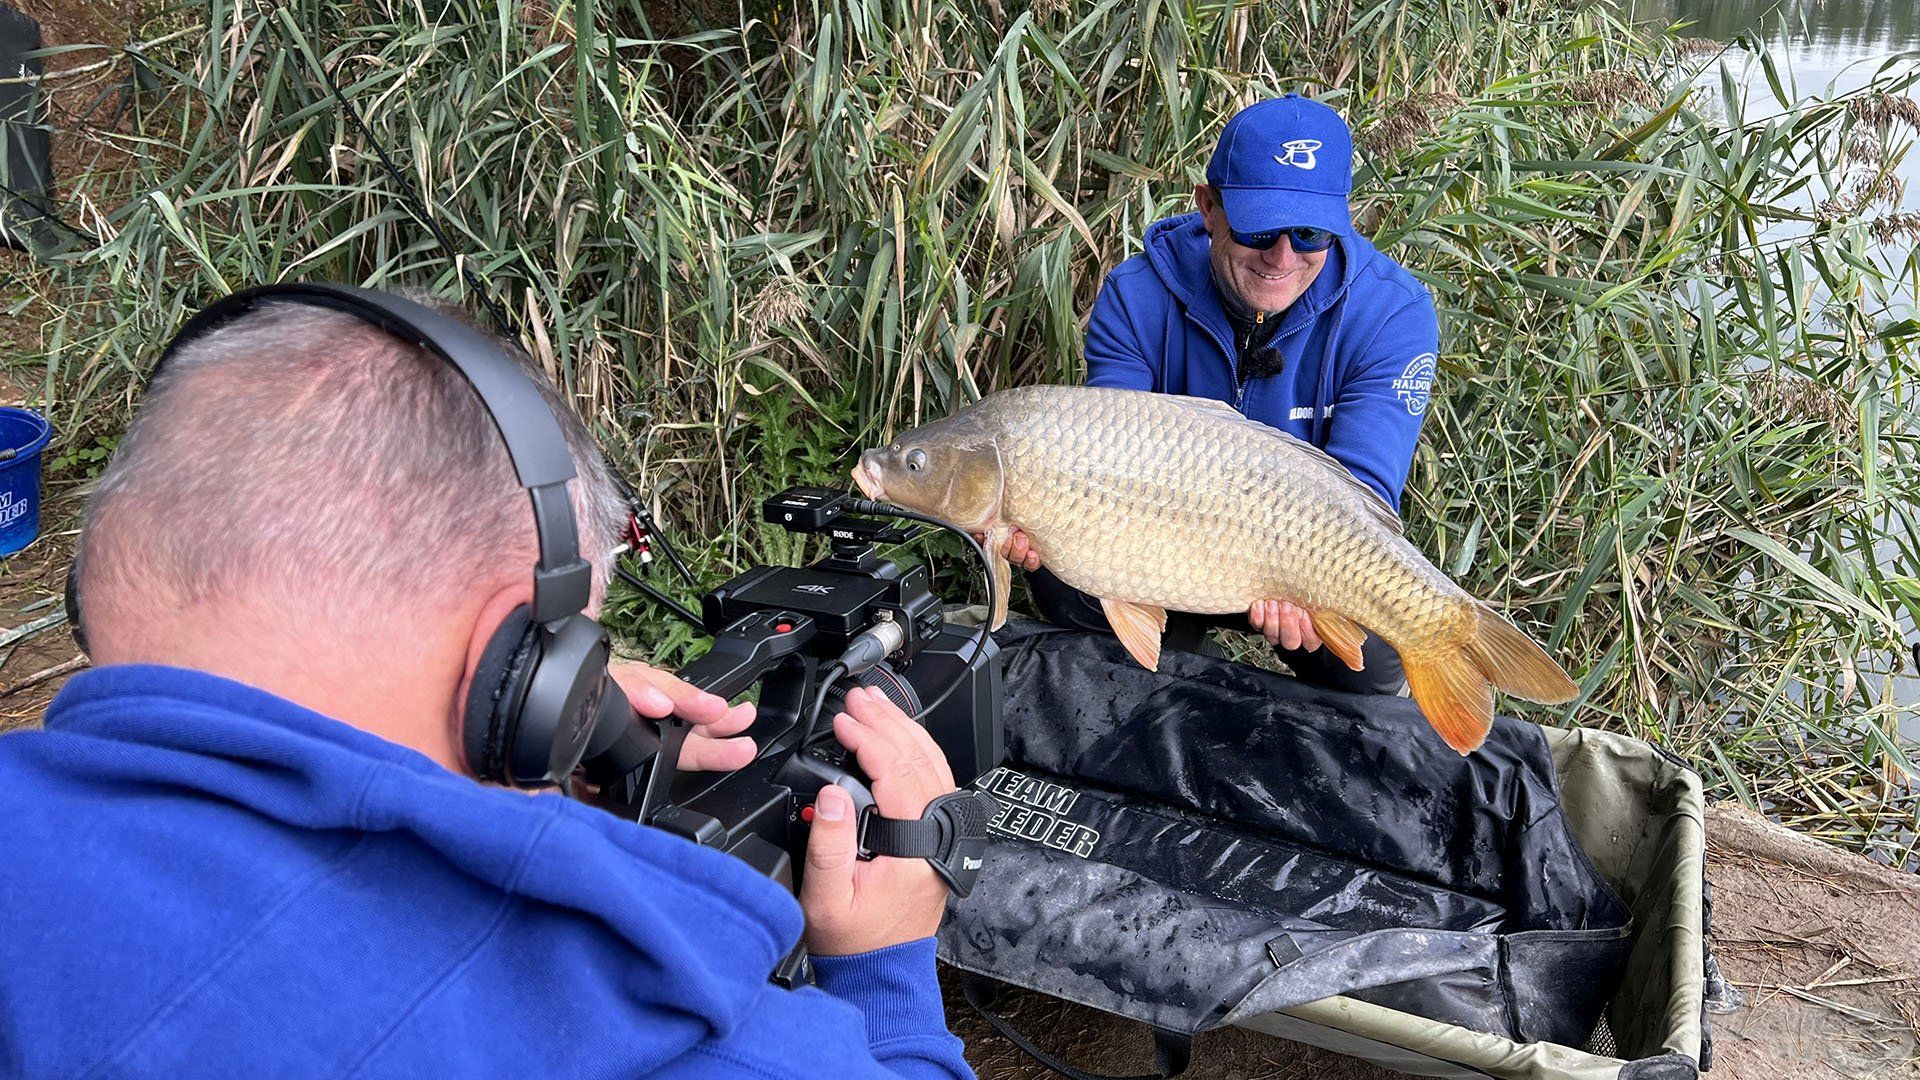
[1308,609,1368,672]
[1100,598,1166,671]
[984,525,1014,630]
[1467,603,1579,705]
[1404,605,1579,756]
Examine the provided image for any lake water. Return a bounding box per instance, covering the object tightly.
[1626,1,1920,744]
[1628,0,1920,235]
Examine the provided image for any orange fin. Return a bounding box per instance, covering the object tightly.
[1403,649,1495,756]
[983,526,1014,630]
[1404,605,1578,756]
[1100,598,1166,671]
[1467,604,1579,705]
[1309,609,1368,672]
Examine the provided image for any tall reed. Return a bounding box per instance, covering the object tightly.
[20,0,1920,863]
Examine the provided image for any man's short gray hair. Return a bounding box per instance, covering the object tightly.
[74,293,626,632]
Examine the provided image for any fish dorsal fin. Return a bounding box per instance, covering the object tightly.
[1159,394,1405,538]
[1164,394,1241,415]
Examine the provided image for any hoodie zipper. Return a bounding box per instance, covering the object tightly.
[1238,313,1265,409]
[1188,308,1246,410]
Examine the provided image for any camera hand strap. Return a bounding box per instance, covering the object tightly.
[858,790,998,898]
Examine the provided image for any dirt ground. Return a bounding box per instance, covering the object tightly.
[0,0,143,722]
[4,2,1918,1078]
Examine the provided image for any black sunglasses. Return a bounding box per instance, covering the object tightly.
[1229,226,1337,253]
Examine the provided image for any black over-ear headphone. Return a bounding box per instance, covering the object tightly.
[67,283,635,789]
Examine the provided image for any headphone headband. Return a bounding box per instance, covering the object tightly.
[158,284,593,624]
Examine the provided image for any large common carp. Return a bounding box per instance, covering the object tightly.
[851,385,1577,755]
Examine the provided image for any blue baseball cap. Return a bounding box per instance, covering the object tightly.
[1205,95,1354,237]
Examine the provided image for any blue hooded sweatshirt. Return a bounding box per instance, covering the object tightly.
[0,665,972,1079]
[1084,212,1440,511]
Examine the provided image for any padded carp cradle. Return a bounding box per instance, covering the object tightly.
[939,621,1724,1080]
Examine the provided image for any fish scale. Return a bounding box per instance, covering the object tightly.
[854,384,1579,754]
[991,386,1448,629]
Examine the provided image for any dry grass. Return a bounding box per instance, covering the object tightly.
[11,0,1920,865]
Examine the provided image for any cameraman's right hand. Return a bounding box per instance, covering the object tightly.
[974,527,1041,571]
[800,687,958,957]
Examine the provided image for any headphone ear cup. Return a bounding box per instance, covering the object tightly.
[462,606,538,784]
[509,615,612,786]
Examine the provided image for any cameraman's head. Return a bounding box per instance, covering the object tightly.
[70,294,625,775]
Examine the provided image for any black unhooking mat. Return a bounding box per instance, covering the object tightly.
[939,622,1633,1055]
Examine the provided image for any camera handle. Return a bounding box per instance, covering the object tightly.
[677,610,819,700]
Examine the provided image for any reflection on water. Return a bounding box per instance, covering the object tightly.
[1633,0,1920,226]
[1625,2,1920,750]
[1630,0,1920,57]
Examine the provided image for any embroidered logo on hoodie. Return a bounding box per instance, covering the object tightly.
[1393,353,1436,415]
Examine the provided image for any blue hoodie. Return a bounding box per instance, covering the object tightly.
[1084,212,1440,511]
[0,665,972,1079]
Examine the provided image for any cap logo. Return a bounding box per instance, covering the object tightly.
[1272,138,1322,170]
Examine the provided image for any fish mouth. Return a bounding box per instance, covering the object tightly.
[851,456,884,500]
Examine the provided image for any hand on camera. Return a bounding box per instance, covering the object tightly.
[609,661,757,772]
[800,686,957,956]
[973,527,1041,571]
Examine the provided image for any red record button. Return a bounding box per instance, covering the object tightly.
[775,621,793,633]
[799,804,816,823]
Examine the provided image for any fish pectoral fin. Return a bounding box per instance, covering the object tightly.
[1100,598,1166,671]
[984,526,1014,630]
[1308,609,1368,672]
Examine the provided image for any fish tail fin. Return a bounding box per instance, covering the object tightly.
[1404,604,1579,756]
[1402,647,1495,756]
[1465,603,1579,705]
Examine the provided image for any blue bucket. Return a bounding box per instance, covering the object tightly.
[0,408,53,557]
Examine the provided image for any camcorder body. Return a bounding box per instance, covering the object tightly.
[586,487,1004,898]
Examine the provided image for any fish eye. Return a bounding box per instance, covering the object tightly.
[906,449,927,472]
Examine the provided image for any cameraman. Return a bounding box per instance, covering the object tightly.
[0,297,973,1078]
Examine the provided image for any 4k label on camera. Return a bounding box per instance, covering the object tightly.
[973,767,1100,859]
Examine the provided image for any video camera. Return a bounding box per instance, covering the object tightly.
[583,486,1003,902]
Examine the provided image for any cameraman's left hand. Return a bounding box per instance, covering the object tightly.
[609,661,757,772]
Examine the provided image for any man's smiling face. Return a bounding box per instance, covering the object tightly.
[1196,183,1329,315]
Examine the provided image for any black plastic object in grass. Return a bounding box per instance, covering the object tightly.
[0,4,59,258]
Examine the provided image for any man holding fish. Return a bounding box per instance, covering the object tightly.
[857,98,1578,754]
[1010,96,1440,697]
